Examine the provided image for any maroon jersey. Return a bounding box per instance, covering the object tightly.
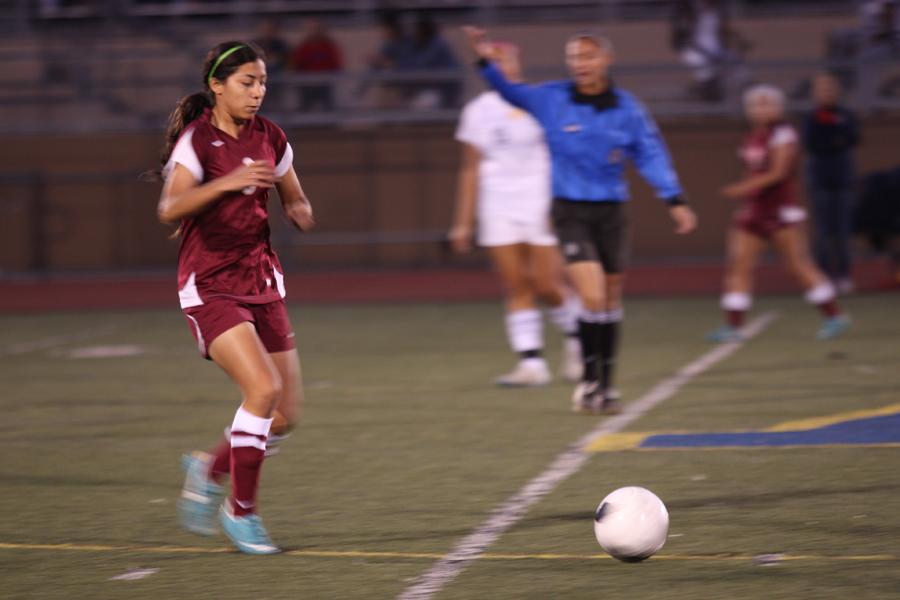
[738,122,801,213]
[163,108,294,309]
[735,122,806,237]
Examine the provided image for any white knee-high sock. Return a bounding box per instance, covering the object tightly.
[547,294,581,336]
[505,309,543,354]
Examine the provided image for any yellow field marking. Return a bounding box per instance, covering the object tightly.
[0,542,896,563]
[587,403,900,453]
[764,403,900,432]
[586,431,655,452]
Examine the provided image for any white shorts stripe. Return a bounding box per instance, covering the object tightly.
[184,314,206,356]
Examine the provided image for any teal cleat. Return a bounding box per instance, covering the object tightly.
[219,504,280,555]
[177,451,225,537]
[817,315,850,340]
[706,325,745,343]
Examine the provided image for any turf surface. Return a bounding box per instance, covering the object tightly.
[1,295,898,599]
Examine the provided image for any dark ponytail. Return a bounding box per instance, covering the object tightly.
[159,92,212,170]
[155,40,266,174]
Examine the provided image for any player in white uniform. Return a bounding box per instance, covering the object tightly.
[449,43,581,386]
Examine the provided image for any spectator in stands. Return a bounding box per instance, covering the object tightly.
[365,11,417,108]
[369,11,416,71]
[855,165,900,286]
[290,19,343,112]
[860,0,900,54]
[406,14,462,109]
[253,19,289,74]
[251,19,290,111]
[803,72,861,294]
[671,0,751,102]
[861,0,900,96]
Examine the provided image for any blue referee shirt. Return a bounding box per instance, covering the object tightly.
[479,61,683,203]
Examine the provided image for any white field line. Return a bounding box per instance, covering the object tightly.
[0,324,118,356]
[398,312,779,600]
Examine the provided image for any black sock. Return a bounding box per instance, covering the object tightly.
[578,319,601,382]
[598,320,620,390]
[520,349,542,359]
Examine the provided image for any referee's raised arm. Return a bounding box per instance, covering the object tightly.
[462,26,544,114]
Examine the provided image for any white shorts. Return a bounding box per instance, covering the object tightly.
[477,215,558,247]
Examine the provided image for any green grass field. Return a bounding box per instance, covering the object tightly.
[1,295,898,599]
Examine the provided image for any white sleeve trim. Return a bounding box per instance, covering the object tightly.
[164,128,203,182]
[769,125,798,148]
[274,143,294,178]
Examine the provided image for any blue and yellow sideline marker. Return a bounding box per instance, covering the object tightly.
[588,404,900,453]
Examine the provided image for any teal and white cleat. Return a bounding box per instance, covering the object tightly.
[706,325,744,343]
[817,315,850,340]
[219,504,280,555]
[177,451,225,537]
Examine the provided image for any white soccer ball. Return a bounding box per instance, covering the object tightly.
[593,486,669,562]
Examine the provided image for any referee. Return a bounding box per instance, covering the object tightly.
[463,27,697,414]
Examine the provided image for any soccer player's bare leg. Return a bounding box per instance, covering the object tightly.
[529,244,582,381]
[207,347,301,481]
[208,322,281,518]
[488,244,550,386]
[489,244,536,312]
[721,228,765,329]
[268,348,304,455]
[526,244,565,307]
[772,228,845,334]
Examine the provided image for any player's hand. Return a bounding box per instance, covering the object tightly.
[721,182,752,199]
[448,224,474,254]
[220,160,276,193]
[285,200,315,231]
[669,204,697,235]
[462,26,493,60]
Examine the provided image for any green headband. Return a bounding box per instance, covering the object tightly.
[207,45,246,87]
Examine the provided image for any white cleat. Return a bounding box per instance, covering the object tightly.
[571,381,602,414]
[560,337,583,383]
[495,359,551,387]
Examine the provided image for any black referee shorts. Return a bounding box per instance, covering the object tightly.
[551,199,629,274]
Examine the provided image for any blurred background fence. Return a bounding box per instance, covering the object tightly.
[1,0,898,275]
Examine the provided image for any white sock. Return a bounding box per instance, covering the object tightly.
[230,407,273,452]
[505,309,543,353]
[547,295,581,335]
[579,309,607,323]
[604,307,624,323]
[721,292,752,311]
[805,282,835,304]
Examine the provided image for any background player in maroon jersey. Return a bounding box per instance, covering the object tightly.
[157,41,314,554]
[710,84,849,342]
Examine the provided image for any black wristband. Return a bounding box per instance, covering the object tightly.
[665,195,687,207]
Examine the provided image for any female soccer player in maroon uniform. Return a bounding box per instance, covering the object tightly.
[710,84,848,342]
[157,41,314,554]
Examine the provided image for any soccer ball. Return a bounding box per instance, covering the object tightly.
[593,486,669,562]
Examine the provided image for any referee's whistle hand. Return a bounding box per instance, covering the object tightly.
[669,205,697,235]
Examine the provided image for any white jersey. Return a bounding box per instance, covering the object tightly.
[455,91,552,222]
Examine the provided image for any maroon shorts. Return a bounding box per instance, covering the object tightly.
[734,204,806,240]
[183,298,295,360]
